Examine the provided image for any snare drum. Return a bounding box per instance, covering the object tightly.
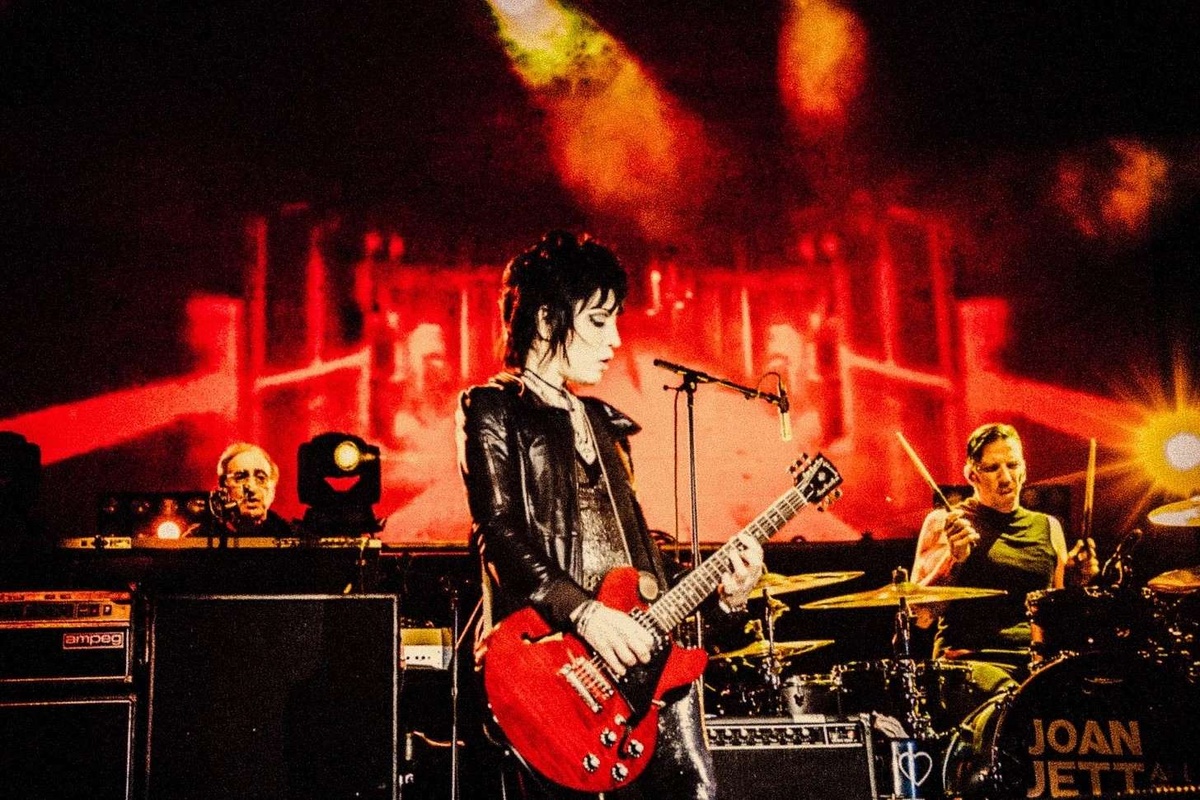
[943,651,1200,799]
[1026,585,1155,664]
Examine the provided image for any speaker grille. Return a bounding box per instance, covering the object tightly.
[0,696,134,800]
[147,594,398,800]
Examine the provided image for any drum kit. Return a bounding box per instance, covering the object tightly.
[703,495,1200,799]
[706,567,1003,738]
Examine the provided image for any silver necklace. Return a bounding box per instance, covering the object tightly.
[522,370,597,463]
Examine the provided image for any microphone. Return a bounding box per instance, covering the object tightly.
[1114,527,1144,557]
[208,488,238,522]
[1101,528,1143,588]
[778,381,792,442]
[653,358,791,438]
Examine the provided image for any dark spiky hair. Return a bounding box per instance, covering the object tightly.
[499,230,627,369]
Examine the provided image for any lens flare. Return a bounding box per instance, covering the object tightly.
[1135,408,1200,497]
[1165,432,1200,472]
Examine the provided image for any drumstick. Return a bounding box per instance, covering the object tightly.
[897,431,963,584]
[896,431,952,509]
[1078,438,1097,565]
[1082,438,1096,541]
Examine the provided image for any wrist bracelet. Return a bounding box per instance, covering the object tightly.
[574,600,599,637]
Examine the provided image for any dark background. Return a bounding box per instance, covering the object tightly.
[3,0,1199,417]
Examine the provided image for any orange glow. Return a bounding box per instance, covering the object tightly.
[156,520,183,539]
[778,0,867,131]
[487,0,714,242]
[1103,139,1169,235]
[1052,138,1169,239]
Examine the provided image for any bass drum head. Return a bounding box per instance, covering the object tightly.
[943,651,1200,799]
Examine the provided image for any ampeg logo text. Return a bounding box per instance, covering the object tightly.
[63,631,126,650]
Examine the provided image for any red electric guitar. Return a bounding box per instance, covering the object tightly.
[480,454,843,793]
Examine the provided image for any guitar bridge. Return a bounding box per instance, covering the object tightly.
[558,656,615,714]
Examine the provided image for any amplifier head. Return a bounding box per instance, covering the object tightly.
[706,716,878,800]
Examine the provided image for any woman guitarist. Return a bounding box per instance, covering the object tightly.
[457,230,764,799]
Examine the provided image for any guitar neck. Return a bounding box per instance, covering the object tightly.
[646,486,807,632]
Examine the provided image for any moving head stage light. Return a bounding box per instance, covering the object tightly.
[297,432,383,537]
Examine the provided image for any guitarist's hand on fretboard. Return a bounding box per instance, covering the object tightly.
[572,601,655,677]
[717,532,765,611]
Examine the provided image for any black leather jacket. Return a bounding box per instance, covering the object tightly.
[457,373,673,630]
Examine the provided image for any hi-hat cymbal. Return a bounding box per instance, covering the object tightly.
[711,639,835,661]
[747,571,864,599]
[1148,566,1200,594]
[799,581,1005,610]
[1148,497,1200,528]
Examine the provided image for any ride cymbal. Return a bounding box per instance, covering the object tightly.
[747,571,864,599]
[799,582,1005,609]
[710,639,835,661]
[1148,497,1200,528]
[1148,566,1200,594]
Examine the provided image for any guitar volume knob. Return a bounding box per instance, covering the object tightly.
[624,739,645,758]
[600,728,617,747]
[582,754,600,773]
[611,763,629,782]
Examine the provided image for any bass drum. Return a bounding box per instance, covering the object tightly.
[943,651,1200,799]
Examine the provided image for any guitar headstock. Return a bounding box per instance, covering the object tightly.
[788,453,843,509]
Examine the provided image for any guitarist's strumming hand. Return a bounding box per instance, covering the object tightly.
[718,533,765,612]
[572,601,656,677]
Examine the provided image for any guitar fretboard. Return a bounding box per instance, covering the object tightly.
[646,485,809,633]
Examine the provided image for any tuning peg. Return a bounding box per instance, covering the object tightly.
[817,489,842,512]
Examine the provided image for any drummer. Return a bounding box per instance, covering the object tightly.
[910,423,1100,702]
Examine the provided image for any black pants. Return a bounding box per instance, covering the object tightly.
[499,684,716,800]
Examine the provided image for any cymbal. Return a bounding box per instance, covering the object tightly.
[800,581,1005,610]
[747,571,864,599]
[1148,566,1200,594]
[1148,497,1200,527]
[711,639,835,661]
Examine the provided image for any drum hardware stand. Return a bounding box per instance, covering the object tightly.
[758,586,786,713]
[889,567,936,740]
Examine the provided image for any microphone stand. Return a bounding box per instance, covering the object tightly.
[657,359,788,651]
[680,372,704,650]
[446,579,462,800]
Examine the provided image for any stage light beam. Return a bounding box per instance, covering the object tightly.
[485,0,715,242]
[778,0,867,133]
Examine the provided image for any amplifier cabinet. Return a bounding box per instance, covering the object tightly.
[707,716,877,800]
[0,694,135,800]
[147,594,399,800]
[0,591,132,683]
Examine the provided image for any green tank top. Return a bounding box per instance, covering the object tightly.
[934,498,1058,660]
